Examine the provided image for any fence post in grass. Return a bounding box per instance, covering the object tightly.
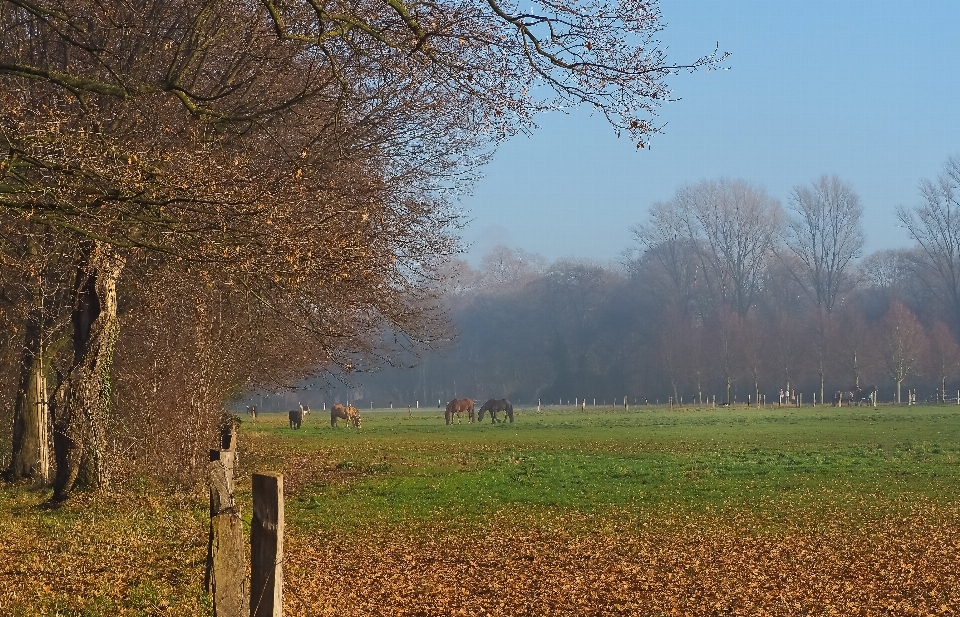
[251,473,284,617]
[206,415,246,617]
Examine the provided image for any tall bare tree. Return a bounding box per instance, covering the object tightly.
[898,156,960,334]
[682,179,783,317]
[879,301,928,404]
[925,321,960,403]
[781,175,865,311]
[630,199,701,313]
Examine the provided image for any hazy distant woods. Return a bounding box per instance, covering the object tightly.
[319,164,960,409]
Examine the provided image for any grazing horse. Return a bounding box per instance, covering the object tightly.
[331,404,362,428]
[288,408,304,429]
[445,398,475,425]
[478,399,514,423]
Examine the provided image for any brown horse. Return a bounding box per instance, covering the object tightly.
[331,404,362,428]
[445,398,475,424]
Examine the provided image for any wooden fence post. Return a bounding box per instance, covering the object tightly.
[251,473,284,617]
[206,415,246,617]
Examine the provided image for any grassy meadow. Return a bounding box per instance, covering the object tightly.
[3,404,960,615]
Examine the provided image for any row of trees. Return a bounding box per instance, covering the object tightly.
[1,0,719,494]
[320,161,960,409]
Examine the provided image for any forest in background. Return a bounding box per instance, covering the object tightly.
[303,168,960,410]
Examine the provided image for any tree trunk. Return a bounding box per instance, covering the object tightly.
[896,380,902,405]
[819,374,825,410]
[6,306,48,482]
[52,242,125,501]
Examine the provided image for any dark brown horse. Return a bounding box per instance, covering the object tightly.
[478,399,514,423]
[445,398,475,424]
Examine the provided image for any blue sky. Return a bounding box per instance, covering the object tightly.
[460,0,960,264]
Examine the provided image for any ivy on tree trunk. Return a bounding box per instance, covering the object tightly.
[52,242,125,501]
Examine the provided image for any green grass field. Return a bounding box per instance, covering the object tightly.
[241,404,960,530]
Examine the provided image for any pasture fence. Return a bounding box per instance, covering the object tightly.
[205,417,286,617]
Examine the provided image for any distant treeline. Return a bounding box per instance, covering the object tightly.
[310,166,960,408]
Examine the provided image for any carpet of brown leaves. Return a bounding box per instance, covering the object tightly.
[286,509,960,617]
[2,487,959,616]
[0,489,209,616]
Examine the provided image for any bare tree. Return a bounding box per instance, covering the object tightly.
[781,175,865,311]
[630,200,701,313]
[835,301,876,389]
[778,176,864,404]
[683,179,783,317]
[898,156,960,334]
[925,321,960,403]
[878,301,927,404]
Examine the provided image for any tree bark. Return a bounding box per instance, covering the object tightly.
[52,242,125,501]
[6,305,48,482]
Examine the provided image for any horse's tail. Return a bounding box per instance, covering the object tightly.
[507,402,514,423]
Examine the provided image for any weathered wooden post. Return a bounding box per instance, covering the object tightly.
[206,414,246,617]
[251,473,284,617]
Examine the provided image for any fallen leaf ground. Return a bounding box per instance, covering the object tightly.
[2,405,959,615]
